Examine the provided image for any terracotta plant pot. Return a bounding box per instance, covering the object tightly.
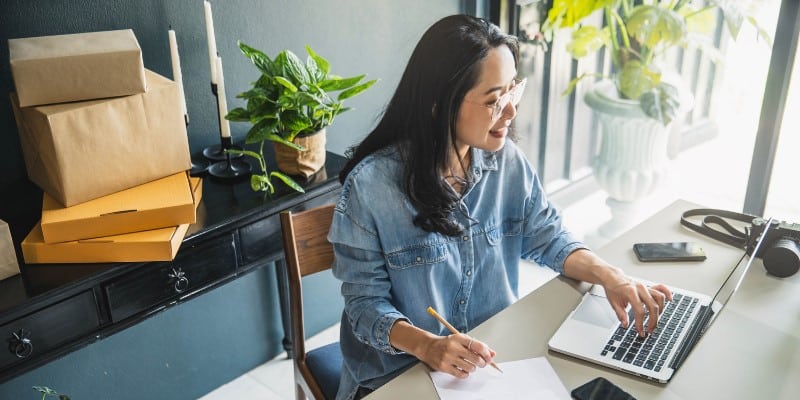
[273,128,326,178]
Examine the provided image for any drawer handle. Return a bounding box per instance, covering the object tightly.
[168,267,190,293]
[8,329,33,358]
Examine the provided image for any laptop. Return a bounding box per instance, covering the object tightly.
[548,219,773,383]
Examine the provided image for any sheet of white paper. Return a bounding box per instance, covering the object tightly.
[429,357,570,400]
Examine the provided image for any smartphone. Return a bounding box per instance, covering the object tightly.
[633,241,707,262]
[571,377,636,400]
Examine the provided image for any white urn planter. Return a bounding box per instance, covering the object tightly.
[585,80,692,237]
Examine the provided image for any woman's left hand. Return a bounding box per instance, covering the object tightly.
[603,276,673,337]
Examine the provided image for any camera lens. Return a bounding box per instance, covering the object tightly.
[763,238,800,277]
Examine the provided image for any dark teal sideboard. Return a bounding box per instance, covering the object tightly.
[0,152,346,398]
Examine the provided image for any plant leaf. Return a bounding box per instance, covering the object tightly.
[319,75,365,91]
[236,87,269,101]
[238,41,276,76]
[33,386,58,395]
[266,132,305,150]
[305,45,330,78]
[270,171,306,193]
[640,82,681,125]
[225,148,262,160]
[250,174,273,192]
[283,112,313,133]
[305,55,320,84]
[561,72,604,96]
[274,76,298,93]
[710,0,744,39]
[545,0,613,29]
[225,107,250,122]
[682,5,717,35]
[284,49,311,85]
[338,79,377,101]
[626,5,686,50]
[618,60,660,100]
[246,118,280,143]
[566,25,605,58]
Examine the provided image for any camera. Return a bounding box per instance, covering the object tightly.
[748,218,800,277]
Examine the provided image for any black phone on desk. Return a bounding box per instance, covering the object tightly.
[571,377,636,400]
[633,242,707,262]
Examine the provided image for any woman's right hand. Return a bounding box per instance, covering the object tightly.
[418,333,496,378]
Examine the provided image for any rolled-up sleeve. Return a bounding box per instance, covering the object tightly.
[328,178,408,355]
[519,169,586,274]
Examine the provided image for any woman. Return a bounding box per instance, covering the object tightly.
[328,14,672,400]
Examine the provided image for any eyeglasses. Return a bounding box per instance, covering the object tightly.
[464,78,527,121]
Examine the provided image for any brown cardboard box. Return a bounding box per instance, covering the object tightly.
[40,172,197,243]
[10,69,191,207]
[21,176,203,264]
[0,219,21,280]
[9,29,146,107]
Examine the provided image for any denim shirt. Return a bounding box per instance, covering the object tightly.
[328,140,585,400]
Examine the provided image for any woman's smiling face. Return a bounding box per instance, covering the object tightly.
[455,45,519,155]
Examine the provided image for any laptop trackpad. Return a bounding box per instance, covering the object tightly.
[572,294,619,329]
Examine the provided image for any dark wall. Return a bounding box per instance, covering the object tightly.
[0,0,461,398]
[0,0,462,186]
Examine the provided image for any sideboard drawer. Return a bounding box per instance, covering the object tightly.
[104,234,237,322]
[239,189,341,264]
[0,291,99,371]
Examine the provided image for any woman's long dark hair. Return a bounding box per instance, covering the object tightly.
[340,15,519,236]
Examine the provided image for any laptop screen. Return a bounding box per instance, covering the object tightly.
[708,217,773,319]
[671,218,774,370]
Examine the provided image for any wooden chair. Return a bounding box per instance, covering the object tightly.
[280,204,342,400]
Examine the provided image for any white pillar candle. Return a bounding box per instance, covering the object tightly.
[167,29,188,117]
[216,56,231,138]
[203,0,218,84]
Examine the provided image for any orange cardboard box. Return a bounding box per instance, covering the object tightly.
[21,177,202,264]
[9,29,146,107]
[10,69,190,207]
[40,172,197,243]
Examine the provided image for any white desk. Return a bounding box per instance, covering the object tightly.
[367,200,800,399]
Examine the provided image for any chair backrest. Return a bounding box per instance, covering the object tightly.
[280,204,337,400]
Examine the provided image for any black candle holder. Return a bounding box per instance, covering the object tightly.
[202,82,243,161]
[208,136,251,181]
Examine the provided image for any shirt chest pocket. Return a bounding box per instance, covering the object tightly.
[485,219,523,246]
[386,243,447,270]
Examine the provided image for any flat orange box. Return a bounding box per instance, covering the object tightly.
[10,69,191,207]
[9,29,146,107]
[21,177,202,264]
[40,172,196,243]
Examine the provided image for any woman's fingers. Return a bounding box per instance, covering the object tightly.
[434,334,496,379]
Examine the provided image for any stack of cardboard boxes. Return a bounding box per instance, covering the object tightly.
[8,29,200,264]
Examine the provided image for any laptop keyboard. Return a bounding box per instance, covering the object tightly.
[601,293,699,372]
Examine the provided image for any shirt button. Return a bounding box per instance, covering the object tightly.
[466,270,472,276]
[462,235,470,241]
[415,256,422,263]
[460,300,465,305]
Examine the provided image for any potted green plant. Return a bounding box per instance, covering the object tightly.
[542,0,770,125]
[226,42,376,194]
[539,0,770,207]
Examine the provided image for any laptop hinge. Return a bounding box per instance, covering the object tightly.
[670,305,713,370]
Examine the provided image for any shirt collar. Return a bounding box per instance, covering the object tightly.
[470,147,498,173]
